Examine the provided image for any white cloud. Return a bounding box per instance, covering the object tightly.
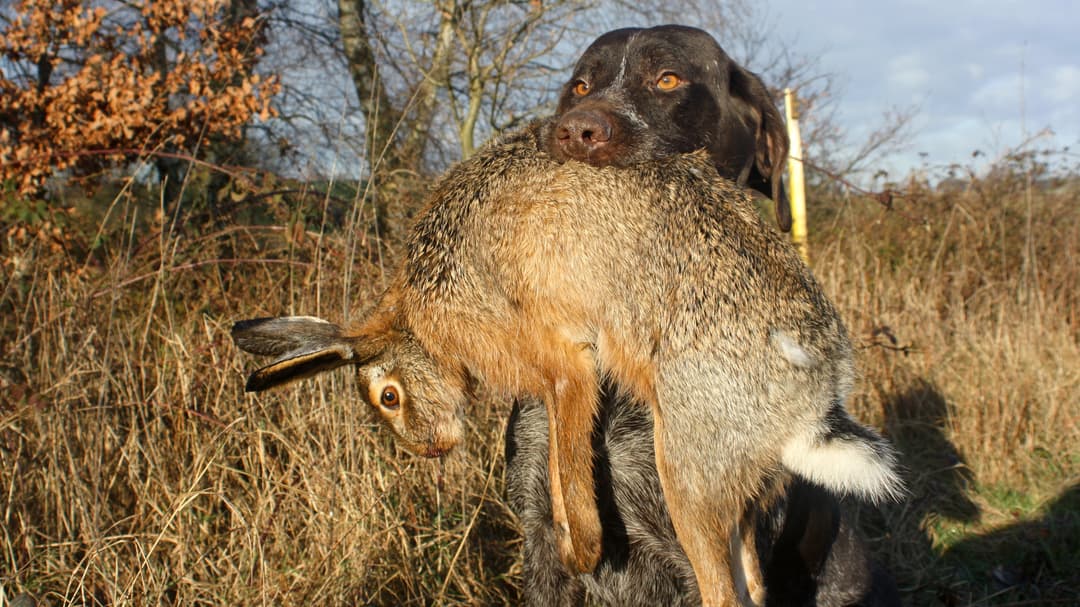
[1044,65,1080,104]
[970,74,1025,114]
[766,0,1080,173]
[887,53,931,91]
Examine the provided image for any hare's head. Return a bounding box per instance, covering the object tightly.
[231,316,466,457]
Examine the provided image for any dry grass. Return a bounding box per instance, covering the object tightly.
[1,163,1077,605]
[1,185,521,605]
[812,170,1079,605]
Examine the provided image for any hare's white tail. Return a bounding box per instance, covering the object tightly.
[781,405,905,503]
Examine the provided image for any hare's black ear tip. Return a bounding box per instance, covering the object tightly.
[244,372,269,393]
[231,317,273,337]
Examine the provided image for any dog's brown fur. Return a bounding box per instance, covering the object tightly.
[233,119,900,606]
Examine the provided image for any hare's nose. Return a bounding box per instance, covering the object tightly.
[423,443,452,458]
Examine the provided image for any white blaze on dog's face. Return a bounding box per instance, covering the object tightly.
[549,24,792,231]
[354,336,467,458]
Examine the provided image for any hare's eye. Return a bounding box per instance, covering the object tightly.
[572,80,590,96]
[380,385,400,409]
[656,72,682,91]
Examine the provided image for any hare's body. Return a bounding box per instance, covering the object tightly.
[234,119,900,606]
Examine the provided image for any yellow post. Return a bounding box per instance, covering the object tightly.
[784,88,809,263]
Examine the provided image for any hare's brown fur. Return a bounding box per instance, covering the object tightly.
[235,119,899,605]
[360,120,852,600]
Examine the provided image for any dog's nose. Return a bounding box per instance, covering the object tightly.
[554,110,614,160]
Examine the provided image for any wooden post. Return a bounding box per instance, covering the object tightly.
[784,88,809,263]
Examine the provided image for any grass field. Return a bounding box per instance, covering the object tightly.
[1,160,1077,605]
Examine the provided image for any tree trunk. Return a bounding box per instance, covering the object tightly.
[337,0,407,176]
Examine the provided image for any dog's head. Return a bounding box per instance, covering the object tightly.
[548,24,791,231]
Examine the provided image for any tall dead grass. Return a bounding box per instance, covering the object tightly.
[1,188,520,605]
[1,164,1077,605]
[812,170,1079,603]
[817,171,1078,490]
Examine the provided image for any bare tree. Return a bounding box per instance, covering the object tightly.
[337,0,591,175]
[254,0,914,197]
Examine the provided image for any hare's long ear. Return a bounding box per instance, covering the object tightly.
[231,316,356,392]
[730,64,792,232]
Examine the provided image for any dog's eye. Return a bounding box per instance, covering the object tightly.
[656,73,682,91]
[380,385,401,410]
[572,80,590,96]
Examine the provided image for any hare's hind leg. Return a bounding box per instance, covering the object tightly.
[544,344,605,574]
[652,409,766,607]
[543,397,576,571]
[735,508,766,605]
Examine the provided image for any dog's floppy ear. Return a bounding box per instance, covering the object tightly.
[730,65,792,232]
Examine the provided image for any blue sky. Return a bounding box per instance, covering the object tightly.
[765,0,1080,177]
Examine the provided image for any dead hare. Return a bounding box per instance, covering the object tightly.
[232,119,902,606]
